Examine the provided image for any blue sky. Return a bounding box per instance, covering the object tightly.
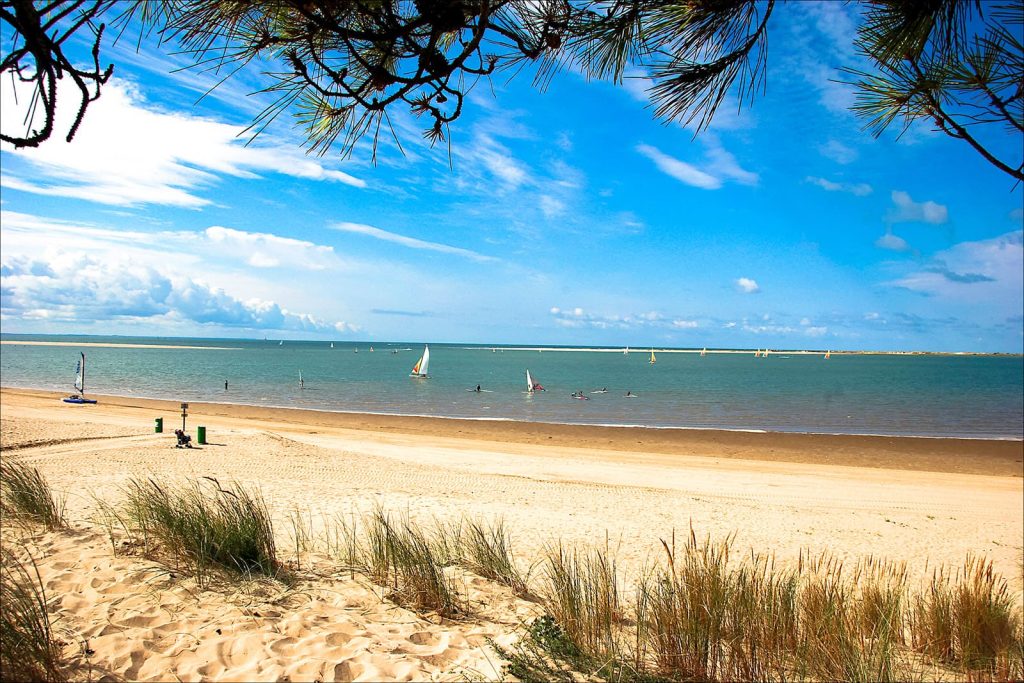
[1,2,1021,352]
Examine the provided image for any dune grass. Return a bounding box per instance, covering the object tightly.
[356,507,464,617]
[461,517,532,598]
[0,548,65,682]
[0,461,66,529]
[121,477,278,585]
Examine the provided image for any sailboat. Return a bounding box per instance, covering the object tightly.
[410,345,430,378]
[754,349,760,357]
[63,352,97,404]
[330,342,334,349]
[764,349,770,358]
[526,369,545,393]
[624,346,629,355]
[700,347,707,357]
[824,350,831,359]
[649,349,656,364]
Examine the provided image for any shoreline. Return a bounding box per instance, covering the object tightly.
[3,382,1022,442]
[4,387,1021,477]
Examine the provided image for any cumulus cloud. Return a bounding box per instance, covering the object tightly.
[0,79,365,208]
[735,277,760,293]
[888,190,949,224]
[806,176,872,196]
[0,253,355,332]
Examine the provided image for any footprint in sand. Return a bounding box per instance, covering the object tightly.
[408,631,439,646]
[332,660,361,682]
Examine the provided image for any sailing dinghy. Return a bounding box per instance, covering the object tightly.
[526,369,545,393]
[410,345,430,378]
[649,349,656,364]
[63,352,97,404]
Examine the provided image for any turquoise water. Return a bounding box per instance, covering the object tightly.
[1,335,1021,439]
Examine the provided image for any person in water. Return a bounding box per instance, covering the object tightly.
[625,391,634,397]
[475,385,481,392]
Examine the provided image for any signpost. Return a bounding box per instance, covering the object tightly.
[180,402,188,432]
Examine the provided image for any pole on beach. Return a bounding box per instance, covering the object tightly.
[180,402,188,432]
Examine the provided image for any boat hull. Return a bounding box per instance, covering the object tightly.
[63,397,97,404]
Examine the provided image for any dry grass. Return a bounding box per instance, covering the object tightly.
[0,547,65,682]
[0,461,66,530]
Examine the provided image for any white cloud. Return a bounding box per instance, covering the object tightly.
[636,144,720,189]
[549,306,700,331]
[806,176,872,196]
[539,195,567,219]
[818,140,858,164]
[330,222,496,262]
[888,190,948,224]
[875,231,911,251]
[736,277,760,293]
[0,253,355,332]
[891,231,1023,305]
[0,80,365,209]
[636,140,757,190]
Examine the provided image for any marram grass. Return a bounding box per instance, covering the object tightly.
[0,548,65,682]
[0,461,66,529]
[121,477,278,584]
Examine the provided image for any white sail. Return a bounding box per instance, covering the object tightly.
[74,353,84,393]
[649,349,656,364]
[526,369,534,393]
[410,345,430,377]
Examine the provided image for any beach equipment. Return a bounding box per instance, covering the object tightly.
[62,352,97,404]
[197,426,206,444]
[155,418,163,433]
[410,345,430,378]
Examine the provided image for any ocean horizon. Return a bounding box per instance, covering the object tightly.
[2,333,1022,440]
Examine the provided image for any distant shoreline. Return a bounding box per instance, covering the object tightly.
[1,336,1020,356]
[0,341,240,350]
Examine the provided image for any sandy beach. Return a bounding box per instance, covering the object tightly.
[2,386,1022,681]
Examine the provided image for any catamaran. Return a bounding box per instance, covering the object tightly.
[526,369,545,393]
[63,352,97,404]
[649,349,656,364]
[410,345,430,378]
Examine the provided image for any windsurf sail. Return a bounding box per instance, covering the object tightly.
[410,345,430,377]
[649,349,656,364]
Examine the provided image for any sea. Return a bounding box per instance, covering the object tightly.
[1,334,1022,440]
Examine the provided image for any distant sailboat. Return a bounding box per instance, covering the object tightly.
[754,349,760,357]
[63,352,97,404]
[369,346,374,352]
[624,346,629,355]
[764,349,770,358]
[824,350,831,359]
[410,345,430,378]
[330,342,334,348]
[279,340,283,346]
[526,369,544,393]
[700,347,707,357]
[649,349,656,364]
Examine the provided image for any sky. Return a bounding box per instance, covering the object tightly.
[1,2,1022,352]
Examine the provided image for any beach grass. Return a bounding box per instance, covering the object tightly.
[0,461,67,530]
[358,507,464,617]
[0,548,65,682]
[121,477,278,584]
[461,517,532,598]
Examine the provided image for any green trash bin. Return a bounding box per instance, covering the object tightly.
[155,417,163,433]
[197,426,206,444]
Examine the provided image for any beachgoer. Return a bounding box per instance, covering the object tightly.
[475,385,481,392]
[224,380,228,390]
[626,391,634,397]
